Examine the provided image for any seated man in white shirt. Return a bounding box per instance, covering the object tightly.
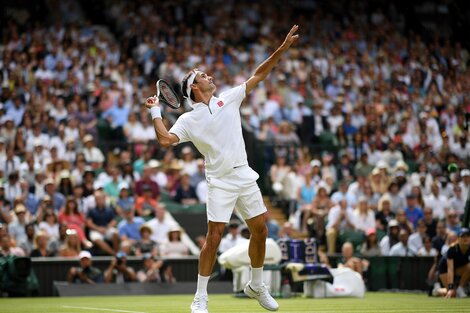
[408,219,427,255]
[219,220,248,254]
[326,200,355,254]
[390,229,415,256]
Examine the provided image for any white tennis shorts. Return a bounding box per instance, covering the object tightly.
[206,165,267,223]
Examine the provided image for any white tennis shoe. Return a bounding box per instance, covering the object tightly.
[244,281,279,311]
[190,294,209,313]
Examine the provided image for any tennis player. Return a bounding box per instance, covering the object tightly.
[146,25,299,313]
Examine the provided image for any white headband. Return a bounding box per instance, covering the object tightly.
[185,71,197,100]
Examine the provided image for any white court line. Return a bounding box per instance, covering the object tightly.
[62,305,146,313]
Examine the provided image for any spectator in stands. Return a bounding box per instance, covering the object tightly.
[375,194,395,232]
[449,185,465,217]
[331,180,356,208]
[190,159,205,188]
[0,234,25,256]
[82,135,104,169]
[385,181,405,214]
[103,166,123,202]
[360,228,381,257]
[418,236,438,257]
[118,204,145,245]
[446,210,462,235]
[37,209,59,241]
[19,223,35,256]
[422,207,437,239]
[174,173,198,205]
[58,196,89,246]
[278,222,295,240]
[219,220,248,254]
[396,209,414,234]
[48,223,67,255]
[390,229,414,256]
[352,196,375,233]
[408,219,427,255]
[424,183,448,220]
[135,165,160,200]
[135,225,158,257]
[179,147,198,176]
[135,185,158,217]
[265,210,280,241]
[160,226,190,257]
[137,253,164,283]
[67,251,102,284]
[104,251,137,283]
[86,190,119,256]
[58,228,81,257]
[303,185,333,242]
[30,230,54,257]
[326,199,355,254]
[441,231,459,255]
[404,194,423,229]
[432,220,448,253]
[42,178,65,212]
[380,219,400,256]
[146,206,175,245]
[438,228,470,298]
[8,204,28,245]
[338,242,368,276]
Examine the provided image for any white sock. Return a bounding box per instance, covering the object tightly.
[250,266,264,288]
[195,274,210,297]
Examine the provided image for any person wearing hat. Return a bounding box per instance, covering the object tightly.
[180,146,198,176]
[437,228,470,298]
[219,219,248,254]
[379,219,401,256]
[104,251,137,283]
[360,228,381,257]
[135,224,158,257]
[389,228,415,257]
[82,134,105,168]
[67,251,103,284]
[160,225,190,258]
[459,169,470,201]
[7,204,29,245]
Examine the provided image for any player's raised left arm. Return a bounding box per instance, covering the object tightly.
[245,25,299,95]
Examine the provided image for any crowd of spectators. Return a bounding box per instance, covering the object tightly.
[0,0,469,270]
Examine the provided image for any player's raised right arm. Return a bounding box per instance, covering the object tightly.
[145,96,180,148]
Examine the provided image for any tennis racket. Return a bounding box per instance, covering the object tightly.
[156,79,181,109]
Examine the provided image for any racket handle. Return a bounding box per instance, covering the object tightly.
[149,106,162,119]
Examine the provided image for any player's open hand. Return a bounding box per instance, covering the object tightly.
[145,95,159,109]
[281,25,299,51]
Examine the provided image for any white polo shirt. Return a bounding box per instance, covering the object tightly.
[170,83,248,178]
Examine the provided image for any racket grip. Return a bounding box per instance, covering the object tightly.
[149,106,162,119]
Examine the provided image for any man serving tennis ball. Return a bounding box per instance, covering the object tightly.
[146,25,299,313]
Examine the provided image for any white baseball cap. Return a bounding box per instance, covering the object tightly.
[79,251,92,259]
[461,169,470,177]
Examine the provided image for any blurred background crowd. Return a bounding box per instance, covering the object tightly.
[0,0,469,273]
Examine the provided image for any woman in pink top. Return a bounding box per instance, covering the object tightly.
[58,196,87,245]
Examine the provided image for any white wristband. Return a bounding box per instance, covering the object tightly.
[149,106,162,119]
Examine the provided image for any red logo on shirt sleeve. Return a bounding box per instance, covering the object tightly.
[217,101,224,107]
